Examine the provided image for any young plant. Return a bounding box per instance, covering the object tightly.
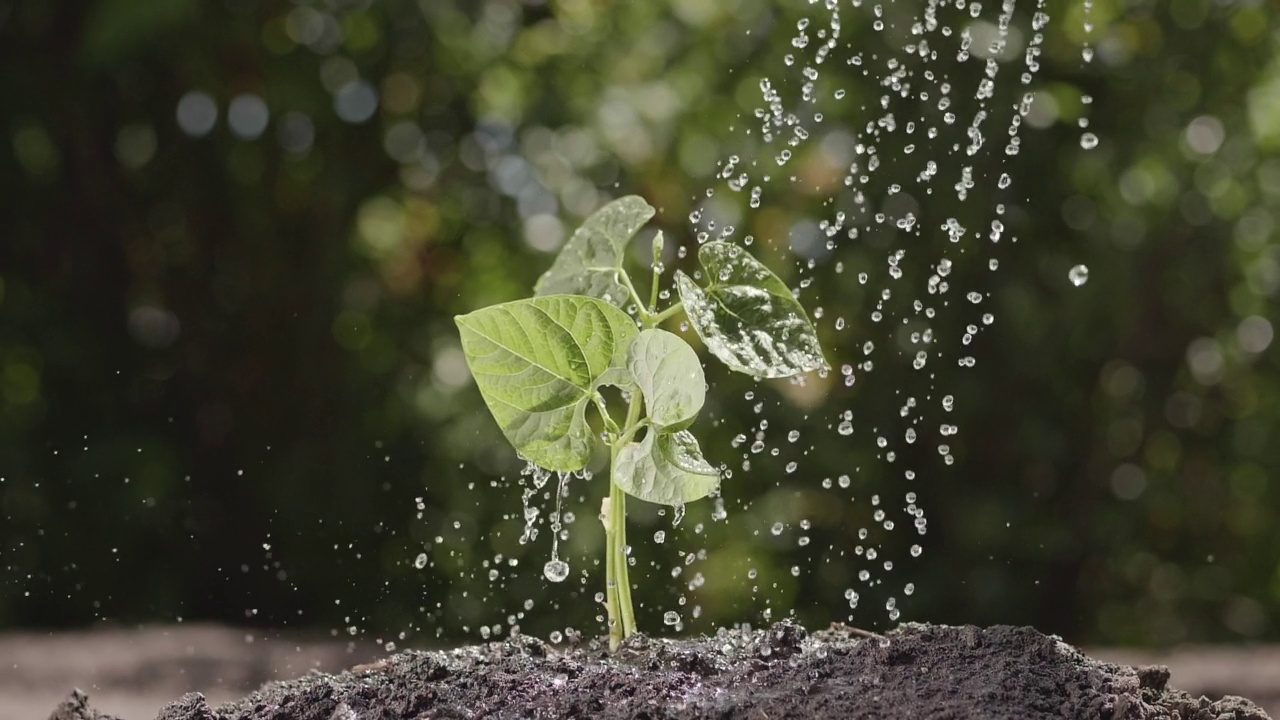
[454,196,826,650]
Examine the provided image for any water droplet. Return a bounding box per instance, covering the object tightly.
[1079,132,1099,150]
[413,553,428,569]
[663,610,681,626]
[1068,264,1090,287]
[543,559,569,583]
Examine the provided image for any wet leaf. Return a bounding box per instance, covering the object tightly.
[627,329,705,431]
[675,242,826,378]
[455,295,638,472]
[613,430,719,506]
[534,195,655,309]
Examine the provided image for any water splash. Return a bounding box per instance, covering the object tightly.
[684,0,1057,628]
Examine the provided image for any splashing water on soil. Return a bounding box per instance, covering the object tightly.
[52,623,1270,720]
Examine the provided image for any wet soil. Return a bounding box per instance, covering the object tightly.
[50,622,1271,720]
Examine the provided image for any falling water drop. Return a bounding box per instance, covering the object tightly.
[1068,264,1090,287]
[543,558,570,583]
[1079,132,1099,150]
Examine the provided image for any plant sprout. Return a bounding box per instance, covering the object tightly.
[454,196,826,650]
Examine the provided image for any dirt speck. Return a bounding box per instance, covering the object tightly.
[54,623,1272,720]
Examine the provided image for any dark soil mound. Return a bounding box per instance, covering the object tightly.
[51,623,1271,720]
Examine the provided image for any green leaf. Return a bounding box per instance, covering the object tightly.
[674,242,826,378]
[627,329,705,431]
[613,430,720,506]
[455,295,638,472]
[533,195,655,309]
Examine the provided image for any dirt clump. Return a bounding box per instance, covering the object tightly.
[51,622,1272,720]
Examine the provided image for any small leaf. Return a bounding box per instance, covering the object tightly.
[627,329,705,432]
[534,195,655,309]
[613,430,720,506]
[455,295,638,472]
[675,242,826,378]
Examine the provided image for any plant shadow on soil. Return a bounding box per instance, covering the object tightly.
[49,622,1271,720]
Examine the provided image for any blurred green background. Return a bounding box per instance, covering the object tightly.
[1,0,1277,649]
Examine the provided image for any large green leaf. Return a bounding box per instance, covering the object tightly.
[455,295,638,472]
[674,242,826,378]
[613,430,720,506]
[627,329,705,431]
[533,196,655,309]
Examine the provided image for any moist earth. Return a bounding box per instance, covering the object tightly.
[49,622,1271,720]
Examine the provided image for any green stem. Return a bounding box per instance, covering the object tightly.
[592,393,621,437]
[648,264,662,315]
[619,271,648,316]
[611,479,636,636]
[618,419,648,447]
[605,390,645,650]
[650,301,684,325]
[604,287,682,649]
[606,445,623,651]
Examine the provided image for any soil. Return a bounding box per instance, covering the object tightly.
[48,622,1272,720]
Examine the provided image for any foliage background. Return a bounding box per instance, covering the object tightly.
[1,0,1278,648]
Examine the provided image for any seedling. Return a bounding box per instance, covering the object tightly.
[455,196,826,650]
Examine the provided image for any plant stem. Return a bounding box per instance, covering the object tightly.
[611,479,636,636]
[604,279,684,649]
[592,393,621,437]
[648,264,662,314]
[619,271,648,317]
[606,390,645,650]
[650,301,684,325]
[606,444,623,651]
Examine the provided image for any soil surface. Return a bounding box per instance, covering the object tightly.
[48,622,1272,720]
